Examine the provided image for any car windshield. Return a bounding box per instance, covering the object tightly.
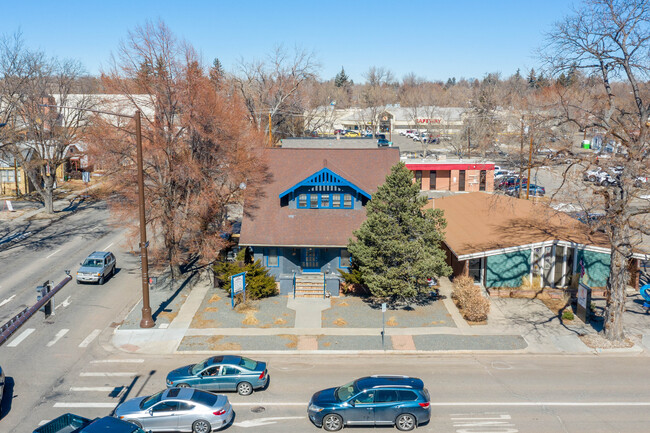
[335,380,358,402]
[140,390,164,410]
[238,357,258,370]
[82,259,102,267]
[190,358,211,375]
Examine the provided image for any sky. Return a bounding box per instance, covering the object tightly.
[0,0,578,83]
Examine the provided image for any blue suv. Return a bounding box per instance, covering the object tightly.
[308,375,430,431]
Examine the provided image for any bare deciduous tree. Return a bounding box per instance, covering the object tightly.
[544,0,650,342]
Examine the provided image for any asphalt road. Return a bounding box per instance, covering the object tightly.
[0,199,144,431]
[5,352,650,433]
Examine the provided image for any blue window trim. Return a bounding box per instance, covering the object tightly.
[339,249,351,268]
[295,192,355,209]
[266,247,279,267]
[279,167,371,200]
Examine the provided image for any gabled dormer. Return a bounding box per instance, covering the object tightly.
[278,167,371,210]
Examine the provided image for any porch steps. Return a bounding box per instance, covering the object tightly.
[294,273,325,298]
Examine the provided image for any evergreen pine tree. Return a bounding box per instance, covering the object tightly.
[334,66,349,88]
[346,163,451,303]
[209,58,225,86]
[527,68,537,88]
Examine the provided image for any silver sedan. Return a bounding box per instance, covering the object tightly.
[115,388,233,432]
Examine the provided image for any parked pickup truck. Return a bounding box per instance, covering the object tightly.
[33,413,145,433]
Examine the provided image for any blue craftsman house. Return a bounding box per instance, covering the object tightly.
[239,147,399,296]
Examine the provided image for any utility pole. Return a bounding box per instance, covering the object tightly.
[467,126,471,158]
[268,112,273,147]
[518,117,524,198]
[526,133,533,200]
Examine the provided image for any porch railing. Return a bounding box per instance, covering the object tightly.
[323,273,326,299]
[292,272,296,299]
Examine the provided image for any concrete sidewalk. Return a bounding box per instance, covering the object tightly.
[112,275,650,356]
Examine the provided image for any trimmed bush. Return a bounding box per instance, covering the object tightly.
[213,250,278,299]
[452,275,490,322]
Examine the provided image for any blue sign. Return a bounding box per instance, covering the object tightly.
[231,272,246,309]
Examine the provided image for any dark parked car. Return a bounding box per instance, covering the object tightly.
[34,414,145,433]
[166,355,268,396]
[506,184,545,197]
[308,375,431,431]
[377,138,393,147]
[497,177,527,189]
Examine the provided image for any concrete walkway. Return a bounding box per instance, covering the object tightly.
[112,276,650,356]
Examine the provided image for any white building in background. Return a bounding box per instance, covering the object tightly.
[304,105,467,136]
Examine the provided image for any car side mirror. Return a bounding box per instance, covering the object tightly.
[148,409,153,416]
[348,401,355,407]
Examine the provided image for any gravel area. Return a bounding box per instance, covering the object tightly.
[120,272,193,329]
[190,290,295,328]
[177,335,298,351]
[323,296,453,328]
[317,335,392,351]
[413,334,527,351]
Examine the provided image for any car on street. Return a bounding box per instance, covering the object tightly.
[76,251,116,285]
[115,388,233,433]
[34,413,146,433]
[166,355,268,395]
[635,175,648,187]
[307,375,431,432]
[0,364,4,415]
[344,131,360,137]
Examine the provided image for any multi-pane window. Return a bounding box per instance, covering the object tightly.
[340,249,351,267]
[321,195,330,208]
[310,194,318,208]
[298,194,307,208]
[267,247,278,267]
[343,194,352,208]
[332,194,341,208]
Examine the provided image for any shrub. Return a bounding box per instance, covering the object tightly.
[452,275,490,322]
[562,309,575,321]
[214,250,278,299]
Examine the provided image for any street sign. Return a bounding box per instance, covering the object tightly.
[381,303,387,312]
[231,272,246,309]
[5,200,13,212]
[576,282,592,323]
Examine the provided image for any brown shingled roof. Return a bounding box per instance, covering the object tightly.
[239,148,400,247]
[431,192,610,258]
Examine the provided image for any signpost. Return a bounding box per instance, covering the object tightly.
[576,282,592,323]
[381,302,386,350]
[231,272,246,309]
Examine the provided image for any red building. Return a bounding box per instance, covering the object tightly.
[404,157,495,192]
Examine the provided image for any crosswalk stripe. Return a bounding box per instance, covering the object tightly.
[90,358,145,363]
[80,372,137,377]
[79,329,101,348]
[53,402,117,408]
[70,387,117,392]
[8,328,35,347]
[47,329,69,347]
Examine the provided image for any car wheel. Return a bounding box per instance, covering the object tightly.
[192,419,212,433]
[237,381,253,396]
[395,413,416,431]
[176,383,190,388]
[322,414,343,432]
[98,276,104,285]
[128,420,143,429]
[588,175,596,182]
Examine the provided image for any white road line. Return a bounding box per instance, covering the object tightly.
[47,329,69,347]
[55,296,71,310]
[103,242,114,250]
[79,329,101,348]
[0,294,16,307]
[442,402,650,406]
[80,372,137,377]
[46,248,62,259]
[229,401,650,407]
[53,402,117,408]
[7,328,35,347]
[70,387,117,392]
[90,359,145,364]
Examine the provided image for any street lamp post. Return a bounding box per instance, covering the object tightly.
[42,104,154,328]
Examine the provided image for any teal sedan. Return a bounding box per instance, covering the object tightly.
[166,356,268,396]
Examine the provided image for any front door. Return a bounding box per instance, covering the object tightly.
[302,248,320,272]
